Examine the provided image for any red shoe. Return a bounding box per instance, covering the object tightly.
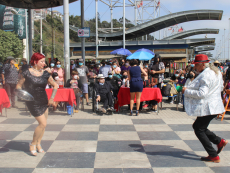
[217,139,228,154]
[143,104,148,108]
[200,156,220,163]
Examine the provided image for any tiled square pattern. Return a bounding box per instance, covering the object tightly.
[0,99,230,173]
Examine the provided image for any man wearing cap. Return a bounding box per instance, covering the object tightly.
[99,60,112,78]
[2,56,19,108]
[74,59,91,106]
[95,74,114,113]
[182,54,227,163]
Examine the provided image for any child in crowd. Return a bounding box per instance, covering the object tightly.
[66,71,81,113]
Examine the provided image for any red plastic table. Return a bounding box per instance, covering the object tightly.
[0,89,11,116]
[116,87,162,113]
[46,88,77,106]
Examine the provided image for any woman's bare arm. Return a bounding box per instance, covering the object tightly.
[16,77,25,90]
[140,67,147,76]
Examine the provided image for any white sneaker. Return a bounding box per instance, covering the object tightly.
[170,101,174,104]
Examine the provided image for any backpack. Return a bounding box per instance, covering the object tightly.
[161,83,172,96]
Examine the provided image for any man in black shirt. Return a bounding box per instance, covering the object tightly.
[95,75,114,113]
[2,56,19,108]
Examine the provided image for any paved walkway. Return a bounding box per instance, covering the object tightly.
[0,99,230,173]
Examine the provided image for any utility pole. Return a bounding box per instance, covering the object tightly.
[28,9,33,61]
[96,0,98,58]
[40,9,43,54]
[81,0,85,65]
[51,9,54,60]
[63,0,70,81]
[224,29,226,62]
[110,0,113,33]
[123,0,125,49]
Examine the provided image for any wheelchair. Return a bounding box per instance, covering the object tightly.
[92,86,116,115]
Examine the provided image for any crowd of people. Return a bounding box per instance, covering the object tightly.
[1,54,230,114]
[0,53,229,162]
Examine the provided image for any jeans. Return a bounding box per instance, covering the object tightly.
[4,83,16,106]
[193,115,221,157]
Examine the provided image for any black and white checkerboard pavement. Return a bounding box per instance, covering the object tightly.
[0,100,230,173]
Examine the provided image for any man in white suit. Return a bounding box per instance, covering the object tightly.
[182,54,228,163]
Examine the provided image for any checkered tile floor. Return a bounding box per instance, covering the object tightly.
[0,99,230,173]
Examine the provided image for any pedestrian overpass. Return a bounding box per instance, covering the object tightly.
[80,9,223,40]
[162,29,219,40]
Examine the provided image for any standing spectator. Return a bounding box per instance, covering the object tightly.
[74,59,91,106]
[72,59,79,70]
[2,56,19,108]
[88,63,97,99]
[94,63,100,74]
[121,62,131,72]
[50,60,56,72]
[128,59,147,116]
[119,58,125,67]
[99,60,112,78]
[21,58,29,72]
[185,60,192,73]
[52,60,65,85]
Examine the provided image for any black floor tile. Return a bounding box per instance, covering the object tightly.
[0,131,21,140]
[0,140,54,153]
[210,167,230,173]
[146,151,206,167]
[123,168,154,173]
[97,141,144,152]
[37,152,95,168]
[94,168,123,173]
[0,168,34,173]
[99,125,136,131]
[0,119,35,124]
[168,124,193,131]
[56,132,98,140]
[132,119,165,124]
[67,119,100,124]
[25,124,65,131]
[138,131,181,140]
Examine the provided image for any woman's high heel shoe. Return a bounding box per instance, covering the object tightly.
[130,110,133,116]
[37,144,45,153]
[136,110,139,116]
[29,143,37,156]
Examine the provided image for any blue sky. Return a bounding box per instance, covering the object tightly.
[52,0,230,60]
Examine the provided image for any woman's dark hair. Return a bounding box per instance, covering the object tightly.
[130,59,138,66]
[122,70,128,75]
[56,60,61,65]
[52,72,58,79]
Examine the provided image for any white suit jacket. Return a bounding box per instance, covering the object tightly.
[184,67,225,116]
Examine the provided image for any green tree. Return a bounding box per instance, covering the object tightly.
[0,29,24,61]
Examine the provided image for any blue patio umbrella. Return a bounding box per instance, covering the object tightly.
[135,48,155,55]
[126,51,154,61]
[110,48,132,56]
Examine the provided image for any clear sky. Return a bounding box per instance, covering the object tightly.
[52,0,230,60]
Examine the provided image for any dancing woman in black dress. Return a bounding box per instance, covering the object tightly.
[16,53,58,156]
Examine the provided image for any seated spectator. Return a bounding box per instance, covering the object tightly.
[106,71,122,99]
[121,62,131,72]
[95,75,114,113]
[121,70,129,87]
[66,71,81,113]
[176,73,186,92]
[52,60,65,86]
[94,63,100,74]
[112,61,121,78]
